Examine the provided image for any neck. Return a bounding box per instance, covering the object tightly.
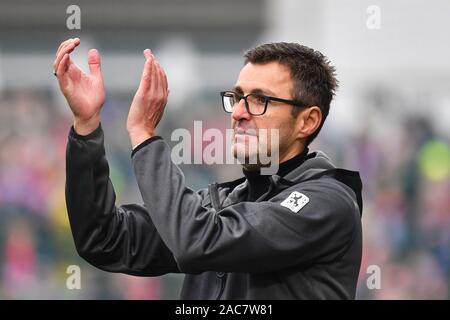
[243,147,309,201]
[278,146,305,164]
[242,142,306,172]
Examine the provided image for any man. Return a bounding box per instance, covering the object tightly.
[54,38,363,299]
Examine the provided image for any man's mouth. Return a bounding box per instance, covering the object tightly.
[234,127,258,136]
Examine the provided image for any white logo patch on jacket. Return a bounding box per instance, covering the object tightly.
[280,191,309,213]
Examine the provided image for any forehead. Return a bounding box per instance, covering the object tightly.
[235,61,292,95]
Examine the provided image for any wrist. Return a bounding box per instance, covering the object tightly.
[128,128,155,148]
[74,115,101,136]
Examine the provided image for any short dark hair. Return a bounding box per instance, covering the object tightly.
[244,42,338,146]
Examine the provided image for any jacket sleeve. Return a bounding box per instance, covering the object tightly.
[65,124,181,276]
[132,138,361,274]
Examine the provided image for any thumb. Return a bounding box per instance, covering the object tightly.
[88,49,102,77]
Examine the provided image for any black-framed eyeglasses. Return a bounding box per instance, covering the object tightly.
[220,91,306,116]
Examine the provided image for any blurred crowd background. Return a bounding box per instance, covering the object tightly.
[0,0,449,299]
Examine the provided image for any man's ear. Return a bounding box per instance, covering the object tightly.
[295,106,322,139]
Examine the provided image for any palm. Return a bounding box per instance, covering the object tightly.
[54,39,105,123]
[60,60,105,121]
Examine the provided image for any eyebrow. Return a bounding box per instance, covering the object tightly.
[233,86,276,97]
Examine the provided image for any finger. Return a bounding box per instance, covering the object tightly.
[56,53,70,78]
[55,39,69,57]
[155,60,168,98]
[157,63,167,97]
[88,49,102,78]
[143,48,152,60]
[55,38,79,59]
[53,39,80,73]
[149,59,160,96]
[138,54,154,93]
[155,62,168,106]
[56,38,72,57]
[161,66,169,95]
[160,63,168,91]
[154,62,163,96]
[53,44,74,73]
[54,41,70,71]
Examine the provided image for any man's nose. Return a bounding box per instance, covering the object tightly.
[231,99,251,121]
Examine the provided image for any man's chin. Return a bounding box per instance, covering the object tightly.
[232,145,263,166]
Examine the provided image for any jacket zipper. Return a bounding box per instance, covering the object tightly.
[208,183,227,300]
[216,272,227,300]
[209,182,221,225]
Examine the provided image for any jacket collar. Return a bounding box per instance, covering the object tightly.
[218,150,363,216]
[275,151,363,216]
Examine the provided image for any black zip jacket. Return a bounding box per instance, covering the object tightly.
[65,124,363,299]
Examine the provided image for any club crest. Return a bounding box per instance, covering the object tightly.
[280,191,309,213]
